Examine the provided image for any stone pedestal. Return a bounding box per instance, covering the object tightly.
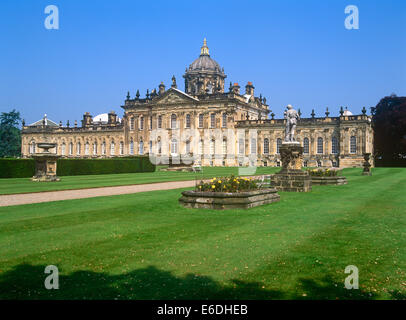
[31,142,61,182]
[270,142,311,192]
[362,153,372,176]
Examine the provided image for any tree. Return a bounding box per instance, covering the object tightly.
[371,95,406,160]
[0,109,22,158]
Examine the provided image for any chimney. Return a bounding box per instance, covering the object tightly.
[245,81,254,96]
[232,83,240,95]
[82,112,93,127]
[159,82,165,95]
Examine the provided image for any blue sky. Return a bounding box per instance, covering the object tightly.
[0,0,405,124]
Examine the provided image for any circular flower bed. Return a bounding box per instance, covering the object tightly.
[306,168,347,185]
[180,175,280,210]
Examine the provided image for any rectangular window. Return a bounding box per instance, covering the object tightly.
[199,114,204,128]
[251,138,256,154]
[210,113,215,128]
[239,139,244,155]
[158,115,162,129]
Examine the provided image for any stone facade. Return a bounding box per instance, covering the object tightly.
[21,39,374,169]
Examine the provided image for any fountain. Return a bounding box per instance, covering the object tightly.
[31,142,61,182]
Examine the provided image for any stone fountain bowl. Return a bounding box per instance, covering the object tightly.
[37,142,57,153]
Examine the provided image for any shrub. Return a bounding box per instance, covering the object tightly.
[196,175,260,193]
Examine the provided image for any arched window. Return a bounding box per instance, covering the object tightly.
[85,142,90,155]
[61,143,66,156]
[30,141,36,154]
[222,139,227,155]
[76,142,81,155]
[149,117,152,130]
[199,114,204,128]
[171,114,177,129]
[350,136,357,153]
[92,142,97,155]
[198,139,203,155]
[139,116,144,130]
[110,141,115,155]
[101,142,106,155]
[251,138,257,154]
[185,139,191,154]
[130,118,135,130]
[210,139,215,155]
[119,142,124,155]
[69,142,73,155]
[332,137,338,154]
[158,115,162,129]
[264,138,269,154]
[171,139,178,154]
[239,139,244,155]
[222,113,227,128]
[276,138,282,154]
[157,139,162,154]
[317,137,323,154]
[129,139,134,155]
[139,139,144,155]
[210,113,216,128]
[303,137,309,154]
[185,114,191,128]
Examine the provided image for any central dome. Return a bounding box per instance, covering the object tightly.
[189,54,222,72]
[188,38,222,73]
[183,39,226,95]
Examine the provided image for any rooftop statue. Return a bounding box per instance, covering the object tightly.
[284,104,300,143]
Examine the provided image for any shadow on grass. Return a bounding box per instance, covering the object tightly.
[0,264,380,300]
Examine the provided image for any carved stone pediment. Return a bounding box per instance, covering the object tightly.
[154,88,198,105]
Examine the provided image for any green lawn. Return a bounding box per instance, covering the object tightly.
[0,166,280,195]
[0,168,405,299]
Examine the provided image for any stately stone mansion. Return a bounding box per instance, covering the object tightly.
[21,39,374,168]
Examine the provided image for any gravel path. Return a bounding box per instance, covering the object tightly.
[0,180,198,207]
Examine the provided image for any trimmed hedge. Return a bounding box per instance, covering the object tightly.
[0,159,36,178]
[0,157,155,178]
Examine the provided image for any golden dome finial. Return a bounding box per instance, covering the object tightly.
[200,38,209,56]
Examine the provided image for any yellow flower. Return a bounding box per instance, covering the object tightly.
[218,180,222,183]
[213,177,217,180]
[212,185,215,189]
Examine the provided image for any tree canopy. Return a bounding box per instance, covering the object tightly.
[372,95,406,160]
[0,109,22,158]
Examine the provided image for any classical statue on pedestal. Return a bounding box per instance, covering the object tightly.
[284,104,300,143]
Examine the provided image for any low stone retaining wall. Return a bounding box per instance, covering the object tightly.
[179,188,280,210]
[311,176,348,185]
